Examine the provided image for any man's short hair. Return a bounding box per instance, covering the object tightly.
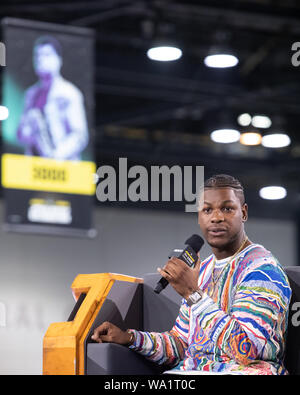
[33,35,63,57]
[204,174,245,205]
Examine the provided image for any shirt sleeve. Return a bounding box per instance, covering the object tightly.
[190,262,291,365]
[128,300,189,367]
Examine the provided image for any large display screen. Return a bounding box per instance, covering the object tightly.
[1,18,96,237]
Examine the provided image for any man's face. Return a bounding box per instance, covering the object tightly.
[33,43,61,77]
[198,188,248,250]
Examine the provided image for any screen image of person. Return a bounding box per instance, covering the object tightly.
[17,35,89,160]
[91,174,292,375]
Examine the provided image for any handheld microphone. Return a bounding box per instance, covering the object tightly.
[154,234,204,294]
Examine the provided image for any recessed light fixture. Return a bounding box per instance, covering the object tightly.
[204,54,239,68]
[261,133,291,148]
[0,105,9,120]
[147,46,182,61]
[251,115,272,129]
[259,186,287,200]
[240,132,262,146]
[210,129,240,144]
[237,113,252,127]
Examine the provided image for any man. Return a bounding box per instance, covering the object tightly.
[17,36,89,160]
[92,174,291,375]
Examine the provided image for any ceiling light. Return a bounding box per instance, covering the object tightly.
[261,133,291,148]
[240,132,262,146]
[237,113,251,126]
[210,129,240,144]
[0,105,9,120]
[204,54,239,68]
[147,46,182,61]
[251,115,272,129]
[259,186,287,200]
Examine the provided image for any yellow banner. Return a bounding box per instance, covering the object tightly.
[2,154,96,195]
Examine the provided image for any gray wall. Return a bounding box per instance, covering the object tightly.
[0,201,297,374]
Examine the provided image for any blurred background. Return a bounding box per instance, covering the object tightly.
[0,0,299,374]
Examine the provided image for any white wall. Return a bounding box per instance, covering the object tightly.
[0,202,297,374]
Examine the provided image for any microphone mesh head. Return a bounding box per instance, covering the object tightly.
[184,234,204,253]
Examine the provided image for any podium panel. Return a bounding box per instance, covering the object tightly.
[43,273,142,375]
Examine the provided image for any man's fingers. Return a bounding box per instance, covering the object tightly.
[91,321,110,341]
[91,336,102,343]
[160,260,179,278]
[98,334,111,343]
[157,267,171,279]
[91,333,110,343]
[91,328,103,341]
[169,257,181,265]
[158,256,196,279]
[90,321,129,346]
[91,331,101,342]
[194,257,201,271]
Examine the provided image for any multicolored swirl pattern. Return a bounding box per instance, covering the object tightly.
[129,244,291,375]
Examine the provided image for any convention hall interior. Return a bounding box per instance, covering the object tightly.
[0,0,299,375]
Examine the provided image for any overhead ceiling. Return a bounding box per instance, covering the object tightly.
[1,0,300,219]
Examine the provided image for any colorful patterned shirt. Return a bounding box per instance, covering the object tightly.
[129,244,292,375]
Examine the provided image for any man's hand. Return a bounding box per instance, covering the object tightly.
[157,257,201,300]
[91,321,132,345]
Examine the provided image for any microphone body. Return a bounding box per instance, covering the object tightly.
[154,234,204,294]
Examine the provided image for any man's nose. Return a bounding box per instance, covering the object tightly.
[211,209,224,222]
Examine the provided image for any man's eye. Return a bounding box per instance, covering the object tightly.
[223,207,233,212]
[203,208,211,213]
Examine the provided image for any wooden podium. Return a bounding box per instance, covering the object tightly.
[43,273,143,375]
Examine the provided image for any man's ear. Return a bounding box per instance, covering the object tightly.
[242,203,248,222]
